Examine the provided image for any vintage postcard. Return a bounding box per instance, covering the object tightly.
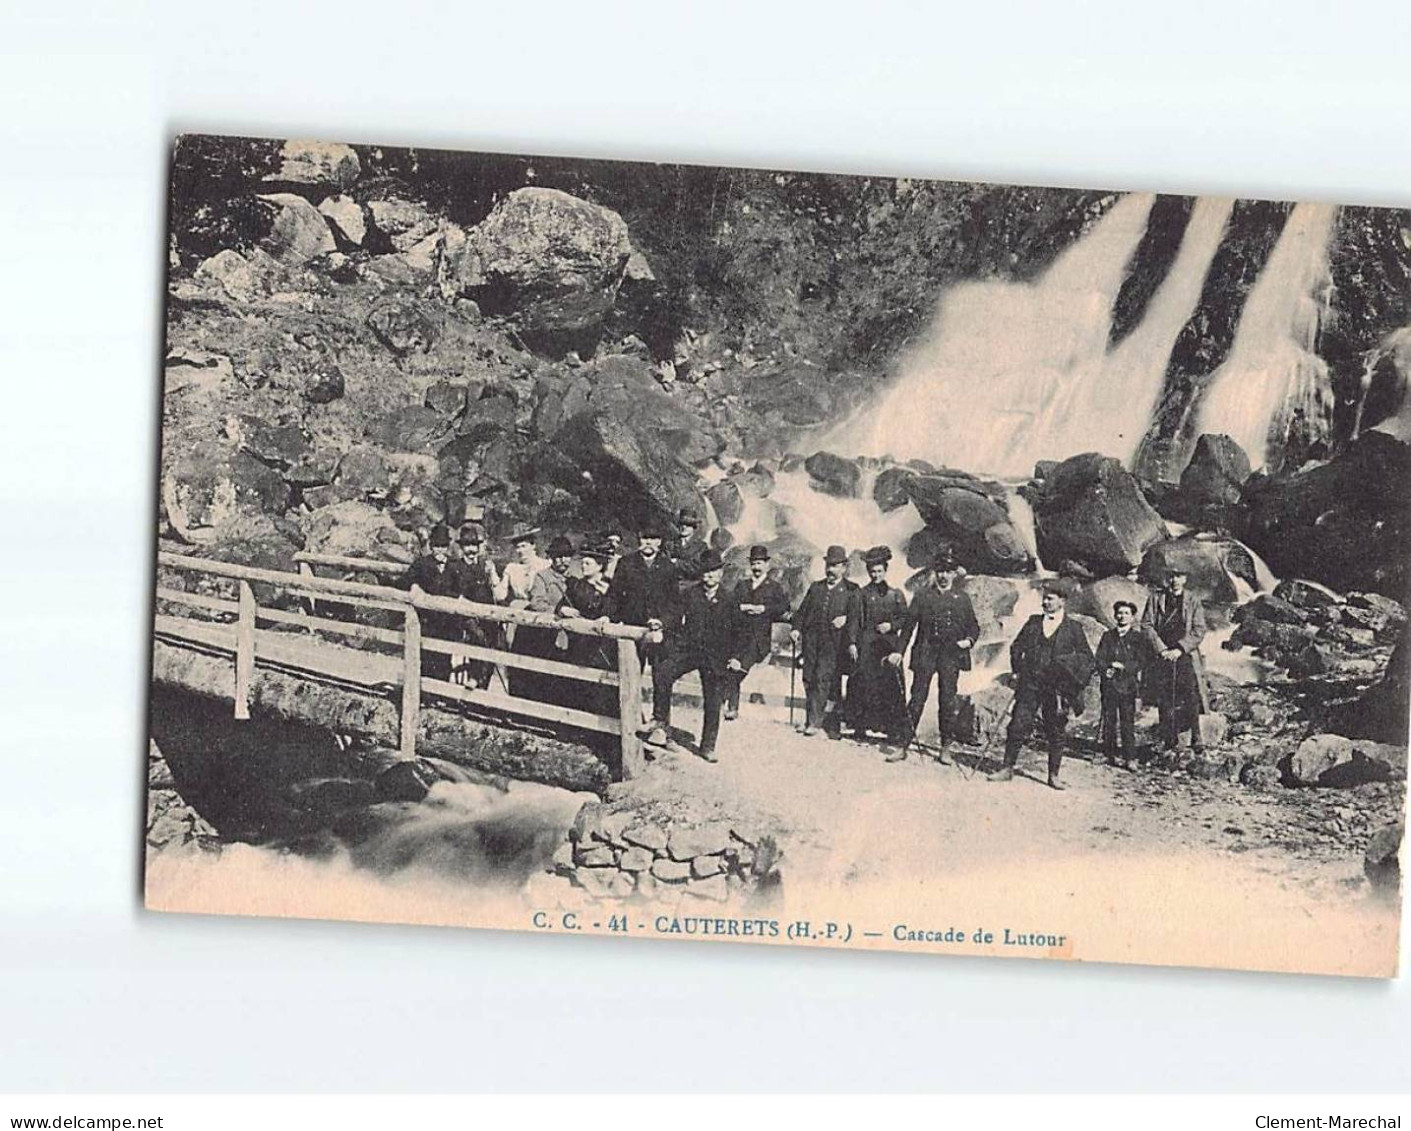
[146,135,1408,976]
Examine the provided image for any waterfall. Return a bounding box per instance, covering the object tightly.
[1196,202,1339,470]
[830,192,1228,476]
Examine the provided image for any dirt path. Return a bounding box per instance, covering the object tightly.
[622,698,1404,976]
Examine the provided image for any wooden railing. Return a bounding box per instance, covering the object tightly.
[154,551,651,779]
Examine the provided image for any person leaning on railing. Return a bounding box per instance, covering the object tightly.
[398,523,464,681]
[450,520,501,689]
[513,535,575,703]
[556,539,619,717]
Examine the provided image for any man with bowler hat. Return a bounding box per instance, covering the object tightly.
[725,544,791,720]
[643,549,744,763]
[790,545,860,737]
[902,544,981,764]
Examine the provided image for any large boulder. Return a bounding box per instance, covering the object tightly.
[577,355,722,466]
[254,193,336,264]
[803,451,861,498]
[1365,822,1404,893]
[553,409,705,532]
[442,187,645,354]
[303,500,407,561]
[1069,576,1150,627]
[1138,534,1261,605]
[1025,453,1168,577]
[1178,433,1252,506]
[317,194,367,247]
[1331,625,1411,743]
[264,140,360,192]
[905,474,1034,575]
[366,197,440,253]
[873,466,918,512]
[1239,431,1411,598]
[162,440,290,541]
[1272,578,1343,614]
[1287,733,1354,785]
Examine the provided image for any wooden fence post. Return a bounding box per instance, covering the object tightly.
[401,605,421,759]
[234,580,255,720]
[617,637,644,780]
[298,559,316,613]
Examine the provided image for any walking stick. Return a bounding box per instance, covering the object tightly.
[788,637,797,728]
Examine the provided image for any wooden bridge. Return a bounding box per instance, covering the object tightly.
[152,550,653,782]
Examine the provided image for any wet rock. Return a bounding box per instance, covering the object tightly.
[873,466,918,512]
[375,759,439,803]
[1139,534,1258,604]
[1027,453,1168,577]
[443,187,643,354]
[265,140,360,191]
[1364,821,1404,892]
[906,478,1033,574]
[1344,592,1408,638]
[287,777,377,816]
[254,193,336,263]
[317,194,366,247]
[1240,431,1411,598]
[706,479,745,526]
[1235,593,1307,626]
[1273,578,1343,613]
[803,451,861,498]
[1286,643,1337,679]
[1178,433,1251,505]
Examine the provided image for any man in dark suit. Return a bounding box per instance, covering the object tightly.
[399,523,462,681]
[902,545,981,765]
[847,545,913,758]
[1095,599,1160,767]
[450,521,501,689]
[1142,566,1211,753]
[989,579,1095,790]
[643,550,744,763]
[725,544,792,720]
[671,508,711,585]
[606,521,681,727]
[790,544,861,737]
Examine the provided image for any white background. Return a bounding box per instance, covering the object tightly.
[2,0,1409,1093]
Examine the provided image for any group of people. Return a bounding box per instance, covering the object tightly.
[396,510,1211,787]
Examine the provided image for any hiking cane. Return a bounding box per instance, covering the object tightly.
[788,637,798,728]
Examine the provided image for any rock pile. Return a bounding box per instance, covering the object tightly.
[542,804,774,905]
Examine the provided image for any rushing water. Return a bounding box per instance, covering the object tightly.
[830,193,1234,477]
[1196,202,1338,470]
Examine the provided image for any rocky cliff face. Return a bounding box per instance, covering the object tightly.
[161,136,1112,564]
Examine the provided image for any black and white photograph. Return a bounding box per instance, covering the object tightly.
[142,134,1409,978]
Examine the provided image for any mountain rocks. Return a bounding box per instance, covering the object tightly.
[317,194,367,247]
[254,193,336,264]
[1069,576,1150,626]
[265,140,361,192]
[1178,432,1252,506]
[1364,821,1404,892]
[442,187,645,354]
[803,451,861,498]
[1239,431,1411,598]
[872,466,916,512]
[1139,534,1260,604]
[1025,453,1168,577]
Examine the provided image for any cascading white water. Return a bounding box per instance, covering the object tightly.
[830,193,1232,477]
[1365,324,1411,442]
[1196,202,1339,470]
